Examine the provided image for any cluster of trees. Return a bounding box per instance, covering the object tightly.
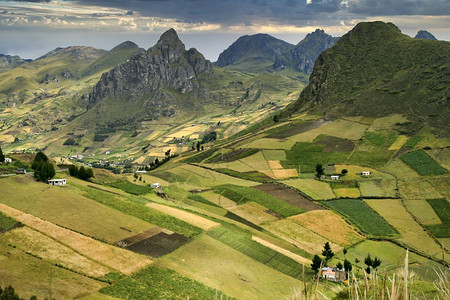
[364,254,381,274]
[0,146,4,163]
[192,141,204,152]
[145,153,178,171]
[68,164,94,180]
[32,151,55,182]
[315,163,348,178]
[311,242,352,273]
[0,285,36,300]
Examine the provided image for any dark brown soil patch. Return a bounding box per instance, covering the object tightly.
[118,227,163,247]
[125,231,190,257]
[254,183,324,211]
[315,136,355,152]
[266,119,327,139]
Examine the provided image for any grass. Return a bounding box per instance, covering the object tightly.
[0,176,153,243]
[100,264,233,300]
[181,148,218,163]
[404,200,441,226]
[224,210,264,231]
[0,239,107,300]
[108,181,153,195]
[159,235,301,300]
[207,227,304,280]
[365,199,447,259]
[214,184,304,217]
[289,210,364,246]
[398,179,443,200]
[333,188,361,198]
[228,202,279,225]
[283,178,335,200]
[359,180,397,198]
[400,150,447,176]
[322,199,397,237]
[426,198,450,238]
[82,187,203,238]
[0,211,18,231]
[281,141,350,173]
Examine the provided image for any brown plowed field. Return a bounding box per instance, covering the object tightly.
[253,183,324,211]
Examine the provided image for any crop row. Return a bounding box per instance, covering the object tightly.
[214,184,304,217]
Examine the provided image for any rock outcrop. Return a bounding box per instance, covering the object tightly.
[273,29,339,74]
[88,29,213,119]
[0,54,26,69]
[414,30,437,40]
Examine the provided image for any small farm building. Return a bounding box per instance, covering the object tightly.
[151,183,160,189]
[48,179,67,186]
[331,175,340,180]
[4,158,12,163]
[136,170,147,174]
[361,171,371,176]
[322,267,346,282]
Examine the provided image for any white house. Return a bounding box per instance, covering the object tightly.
[4,158,12,163]
[151,183,160,189]
[361,171,371,176]
[331,175,340,180]
[136,170,147,174]
[48,179,67,186]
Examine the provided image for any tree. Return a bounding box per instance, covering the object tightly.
[273,114,280,123]
[336,262,343,270]
[315,163,325,179]
[34,160,55,182]
[364,254,373,268]
[321,242,334,264]
[355,258,360,264]
[372,257,382,270]
[343,248,347,255]
[311,254,322,273]
[78,166,87,180]
[85,167,94,179]
[0,146,4,163]
[69,165,78,177]
[344,259,352,272]
[341,169,348,176]
[32,151,49,170]
[196,141,200,152]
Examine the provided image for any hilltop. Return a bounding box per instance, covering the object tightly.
[415,30,437,40]
[285,21,450,136]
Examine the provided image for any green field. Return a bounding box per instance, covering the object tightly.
[207,227,304,280]
[283,178,335,200]
[322,199,397,237]
[400,150,447,176]
[0,211,18,231]
[214,184,304,217]
[108,181,153,195]
[81,186,202,238]
[281,142,350,173]
[100,264,232,300]
[359,180,397,198]
[426,198,450,238]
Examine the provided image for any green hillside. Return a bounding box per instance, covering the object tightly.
[285,21,450,136]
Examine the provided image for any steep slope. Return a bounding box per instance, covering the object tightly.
[285,21,449,135]
[0,54,27,72]
[414,30,437,40]
[87,29,213,121]
[274,29,339,74]
[215,34,294,73]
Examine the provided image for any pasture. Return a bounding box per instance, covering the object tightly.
[333,188,360,198]
[100,264,231,300]
[322,199,397,237]
[359,180,397,198]
[228,202,280,225]
[365,199,447,260]
[0,176,153,243]
[282,179,335,200]
[425,198,450,238]
[288,210,364,246]
[159,235,302,300]
[398,179,443,200]
[404,200,442,225]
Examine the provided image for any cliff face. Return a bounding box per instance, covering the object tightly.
[273,29,339,74]
[88,29,213,111]
[285,21,450,135]
[0,54,26,70]
[215,34,294,68]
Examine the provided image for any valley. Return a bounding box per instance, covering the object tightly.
[0,21,449,300]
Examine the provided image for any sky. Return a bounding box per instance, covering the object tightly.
[0,0,449,61]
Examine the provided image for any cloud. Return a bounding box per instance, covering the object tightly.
[348,0,450,16]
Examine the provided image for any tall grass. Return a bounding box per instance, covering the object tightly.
[286,249,448,299]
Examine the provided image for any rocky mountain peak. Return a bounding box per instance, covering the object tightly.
[87,28,213,117]
[414,30,437,40]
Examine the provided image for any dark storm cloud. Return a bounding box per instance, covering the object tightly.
[348,0,450,16]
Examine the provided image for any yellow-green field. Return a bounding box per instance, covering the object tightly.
[0,175,154,243]
[159,235,302,300]
[398,179,443,200]
[364,199,447,260]
[404,200,442,225]
[359,180,397,198]
[333,187,361,198]
[283,178,335,200]
[388,135,408,150]
[228,202,279,225]
[288,210,364,246]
